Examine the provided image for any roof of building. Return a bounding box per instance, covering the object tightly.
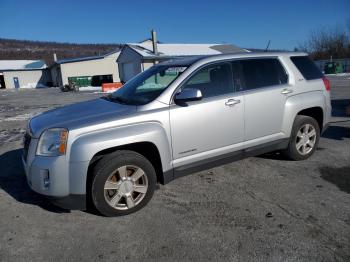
[55,50,120,65]
[0,60,47,71]
[127,42,249,58]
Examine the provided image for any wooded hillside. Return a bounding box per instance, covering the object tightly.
[0,38,122,65]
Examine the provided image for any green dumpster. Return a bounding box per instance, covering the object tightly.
[68,76,92,87]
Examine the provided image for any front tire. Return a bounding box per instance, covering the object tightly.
[283,115,320,161]
[91,150,156,216]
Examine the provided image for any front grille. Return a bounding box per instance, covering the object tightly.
[23,133,31,161]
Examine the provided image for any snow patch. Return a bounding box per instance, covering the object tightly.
[0,129,26,144]
[78,86,102,91]
[20,83,48,89]
[93,90,115,94]
[325,73,350,77]
[0,111,42,122]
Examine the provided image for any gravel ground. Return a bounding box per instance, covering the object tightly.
[0,77,349,262]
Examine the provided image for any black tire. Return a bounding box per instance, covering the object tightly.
[91,150,156,216]
[283,115,320,161]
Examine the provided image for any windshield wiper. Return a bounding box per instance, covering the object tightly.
[103,95,128,104]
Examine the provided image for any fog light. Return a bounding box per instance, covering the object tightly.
[40,169,50,189]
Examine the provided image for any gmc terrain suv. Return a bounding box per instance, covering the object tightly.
[23,52,331,216]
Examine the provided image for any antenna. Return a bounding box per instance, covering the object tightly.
[265,40,271,52]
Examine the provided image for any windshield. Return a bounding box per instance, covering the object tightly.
[109,65,187,105]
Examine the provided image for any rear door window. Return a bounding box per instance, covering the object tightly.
[232,58,288,91]
[290,56,323,80]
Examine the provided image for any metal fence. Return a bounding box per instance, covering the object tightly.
[314,58,350,74]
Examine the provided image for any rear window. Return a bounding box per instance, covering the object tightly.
[290,56,323,80]
[232,58,288,91]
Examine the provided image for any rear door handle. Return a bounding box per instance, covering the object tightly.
[225,99,241,106]
[281,88,293,95]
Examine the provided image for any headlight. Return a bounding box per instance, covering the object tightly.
[37,128,69,156]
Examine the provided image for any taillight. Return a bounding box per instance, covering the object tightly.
[322,76,330,92]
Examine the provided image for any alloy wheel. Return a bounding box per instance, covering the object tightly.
[295,123,317,155]
[104,165,148,210]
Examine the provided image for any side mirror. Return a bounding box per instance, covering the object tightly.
[174,88,202,104]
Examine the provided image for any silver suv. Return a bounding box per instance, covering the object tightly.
[23,52,331,216]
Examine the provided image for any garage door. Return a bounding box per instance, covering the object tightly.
[122,62,141,82]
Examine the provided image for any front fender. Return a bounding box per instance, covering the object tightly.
[281,91,326,136]
[69,122,173,172]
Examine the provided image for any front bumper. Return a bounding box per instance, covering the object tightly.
[22,138,89,210]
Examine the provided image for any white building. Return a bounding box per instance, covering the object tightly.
[50,51,120,87]
[118,38,249,82]
[0,60,50,89]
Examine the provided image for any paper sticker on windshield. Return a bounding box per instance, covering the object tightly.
[166,67,187,73]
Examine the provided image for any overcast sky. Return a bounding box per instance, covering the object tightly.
[1,0,349,50]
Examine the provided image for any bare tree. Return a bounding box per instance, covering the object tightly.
[298,25,350,60]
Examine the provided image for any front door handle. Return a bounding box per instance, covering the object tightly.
[281,88,293,95]
[225,99,241,106]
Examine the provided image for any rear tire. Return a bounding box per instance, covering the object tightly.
[91,150,156,217]
[283,115,320,161]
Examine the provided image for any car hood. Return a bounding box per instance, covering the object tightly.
[29,98,136,138]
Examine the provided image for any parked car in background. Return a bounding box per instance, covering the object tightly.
[22,52,331,216]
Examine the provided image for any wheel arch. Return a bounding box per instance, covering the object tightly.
[297,107,323,131]
[282,92,326,136]
[87,141,167,187]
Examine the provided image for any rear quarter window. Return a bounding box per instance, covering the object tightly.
[290,56,323,80]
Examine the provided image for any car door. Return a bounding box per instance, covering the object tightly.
[231,58,291,143]
[169,62,245,168]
